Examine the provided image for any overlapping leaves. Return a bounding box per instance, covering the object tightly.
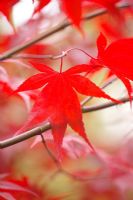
[1,0,126,29]
[34,0,124,29]
[0,0,19,23]
[93,33,133,102]
[0,174,39,200]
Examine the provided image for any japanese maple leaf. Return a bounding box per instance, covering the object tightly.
[15,61,119,156]
[33,0,51,13]
[60,0,82,29]
[0,0,19,23]
[0,175,39,200]
[33,0,125,30]
[33,0,82,29]
[89,0,120,10]
[93,33,133,102]
[88,0,127,26]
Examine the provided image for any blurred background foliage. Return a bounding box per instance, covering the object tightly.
[0,0,133,199]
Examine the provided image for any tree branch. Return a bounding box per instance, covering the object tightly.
[0,3,130,61]
[13,51,67,60]
[0,122,51,149]
[82,96,131,113]
[0,96,131,149]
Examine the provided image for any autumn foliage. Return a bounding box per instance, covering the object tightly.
[0,0,133,200]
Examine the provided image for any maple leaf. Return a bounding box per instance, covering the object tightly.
[33,0,82,29]
[60,0,82,29]
[89,0,120,10]
[88,0,125,22]
[15,61,119,156]
[94,33,133,103]
[33,0,126,30]
[0,0,19,24]
[33,0,51,14]
[0,175,39,200]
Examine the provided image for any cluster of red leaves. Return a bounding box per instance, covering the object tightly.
[83,139,133,199]
[14,33,133,157]
[62,136,133,199]
[0,174,42,200]
[30,132,133,199]
[0,0,19,23]
[0,172,72,200]
[0,0,129,29]
[0,144,68,200]
[93,33,133,102]
[0,1,133,200]
[35,0,125,28]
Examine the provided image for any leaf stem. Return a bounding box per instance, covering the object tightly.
[66,48,94,60]
[59,52,66,73]
[40,134,105,182]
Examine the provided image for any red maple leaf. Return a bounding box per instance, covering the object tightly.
[33,0,82,29]
[94,33,133,102]
[15,61,119,156]
[60,0,82,29]
[87,0,126,23]
[0,0,19,23]
[33,0,51,13]
[0,175,39,200]
[89,0,120,10]
[33,0,124,30]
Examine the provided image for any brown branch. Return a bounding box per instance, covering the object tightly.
[0,122,51,149]
[13,51,67,60]
[40,133,61,168]
[0,3,130,61]
[82,96,131,113]
[0,96,131,149]
[40,133,105,182]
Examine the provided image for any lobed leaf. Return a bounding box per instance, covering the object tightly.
[102,38,133,80]
[16,61,121,157]
[29,61,55,73]
[68,74,120,103]
[96,34,133,104]
[34,0,51,13]
[16,73,54,92]
[60,0,82,29]
[64,64,94,75]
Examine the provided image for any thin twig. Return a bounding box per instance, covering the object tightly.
[0,122,51,148]
[40,133,61,168]
[0,3,130,61]
[82,96,131,113]
[40,133,107,182]
[0,96,131,149]
[13,51,67,60]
